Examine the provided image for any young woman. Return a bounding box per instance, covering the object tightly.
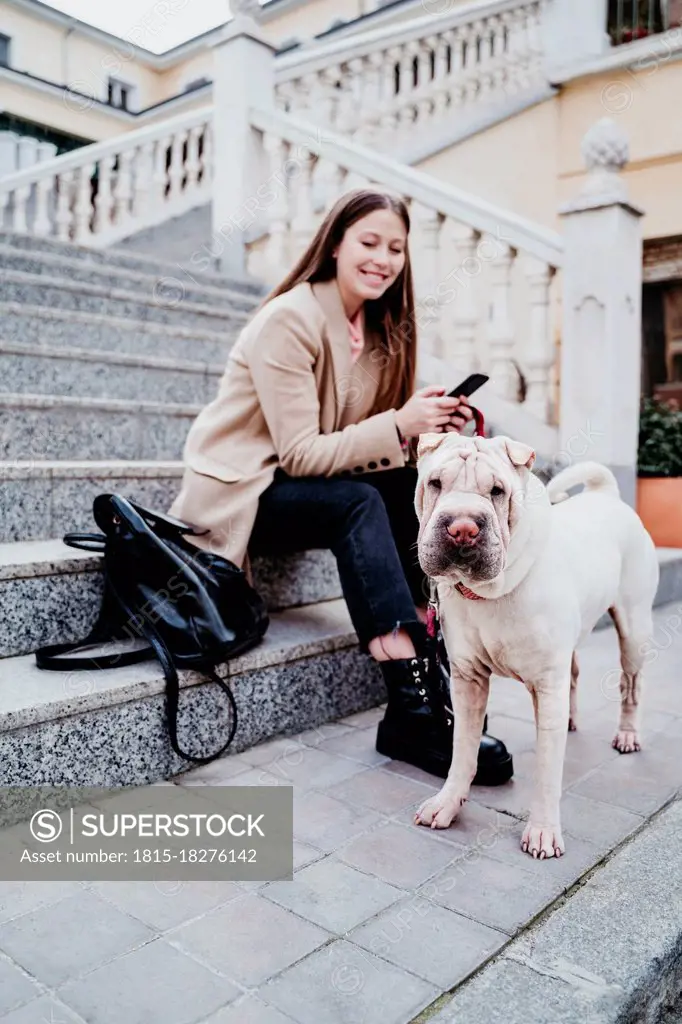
[169,188,512,784]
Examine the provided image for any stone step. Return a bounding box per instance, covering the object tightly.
[0,393,199,460]
[0,340,223,404]
[0,229,264,296]
[0,598,380,786]
[0,301,237,363]
[0,538,341,658]
[0,461,184,543]
[0,244,262,310]
[0,270,251,332]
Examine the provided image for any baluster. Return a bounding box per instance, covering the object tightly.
[12,185,31,233]
[93,154,115,236]
[523,256,554,421]
[468,19,487,104]
[480,16,502,100]
[33,175,53,237]
[290,148,317,262]
[431,32,451,120]
[152,134,172,211]
[353,55,383,146]
[0,190,11,231]
[378,47,402,141]
[396,43,417,135]
[486,240,517,399]
[132,140,154,219]
[319,66,342,134]
[443,222,481,375]
[73,161,94,242]
[291,75,314,120]
[168,131,187,199]
[314,156,345,216]
[200,123,213,192]
[184,127,202,198]
[415,39,436,129]
[54,169,74,240]
[412,203,444,358]
[258,134,290,281]
[113,149,134,226]
[526,1,544,82]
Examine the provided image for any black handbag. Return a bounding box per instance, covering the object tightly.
[35,494,269,764]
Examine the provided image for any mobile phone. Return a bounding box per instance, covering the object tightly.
[448,373,489,399]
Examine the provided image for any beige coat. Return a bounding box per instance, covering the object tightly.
[169,278,412,579]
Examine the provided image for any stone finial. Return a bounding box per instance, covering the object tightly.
[576,117,630,204]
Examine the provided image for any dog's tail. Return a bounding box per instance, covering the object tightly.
[546,462,620,505]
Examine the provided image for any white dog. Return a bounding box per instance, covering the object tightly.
[412,433,659,859]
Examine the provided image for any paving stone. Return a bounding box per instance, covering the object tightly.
[295,722,355,748]
[555,792,644,847]
[199,997,299,1024]
[428,958,584,1024]
[0,996,86,1023]
[0,881,83,924]
[170,893,329,987]
[569,752,680,814]
[261,938,438,1024]
[325,766,432,815]
[338,821,463,889]
[418,851,560,935]
[475,826,608,891]
[242,745,369,791]
[292,841,324,872]
[0,890,153,987]
[317,726,391,766]
[484,714,538,754]
[88,880,242,931]
[262,859,403,933]
[292,790,386,853]
[59,938,239,1024]
[239,737,309,768]
[338,706,385,729]
[464,774,535,819]
[174,754,255,786]
[348,895,508,989]
[0,957,40,1017]
[400,799,523,853]
[381,760,447,787]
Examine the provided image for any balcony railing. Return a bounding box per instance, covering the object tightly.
[608,0,666,45]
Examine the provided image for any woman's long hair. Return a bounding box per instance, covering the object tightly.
[262,188,417,418]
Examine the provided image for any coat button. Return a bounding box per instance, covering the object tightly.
[368,461,377,470]
[353,466,364,473]
[380,457,390,466]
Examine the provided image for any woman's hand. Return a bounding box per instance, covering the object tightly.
[395,385,474,438]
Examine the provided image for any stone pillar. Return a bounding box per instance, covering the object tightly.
[542,0,610,72]
[211,0,276,275]
[559,118,644,508]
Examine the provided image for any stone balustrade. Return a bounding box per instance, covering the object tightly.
[274,0,545,151]
[0,107,213,248]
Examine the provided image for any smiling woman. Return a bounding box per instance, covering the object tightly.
[168,186,513,785]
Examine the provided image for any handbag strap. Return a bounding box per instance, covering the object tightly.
[35,638,152,671]
[63,532,107,553]
[105,570,239,765]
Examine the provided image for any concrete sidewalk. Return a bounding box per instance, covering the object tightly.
[0,602,681,1024]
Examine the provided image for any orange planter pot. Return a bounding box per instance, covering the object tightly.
[637,477,682,547]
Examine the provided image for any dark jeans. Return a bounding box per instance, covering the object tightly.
[249,466,428,654]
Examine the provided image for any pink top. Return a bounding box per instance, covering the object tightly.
[347,309,365,364]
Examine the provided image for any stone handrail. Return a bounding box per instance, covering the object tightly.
[0,105,213,247]
[246,104,563,425]
[274,0,545,149]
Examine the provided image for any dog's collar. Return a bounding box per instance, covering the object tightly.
[454,582,486,601]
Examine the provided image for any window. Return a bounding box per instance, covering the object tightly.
[0,34,10,68]
[107,78,132,111]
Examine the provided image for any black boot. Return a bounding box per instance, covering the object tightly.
[375,651,513,785]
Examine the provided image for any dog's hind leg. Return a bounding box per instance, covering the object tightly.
[609,605,650,754]
[568,652,579,732]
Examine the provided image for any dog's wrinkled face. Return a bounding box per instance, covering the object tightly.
[415,433,536,583]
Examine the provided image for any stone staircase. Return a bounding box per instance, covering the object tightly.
[0,232,384,787]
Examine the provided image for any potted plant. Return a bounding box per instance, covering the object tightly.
[637,397,682,547]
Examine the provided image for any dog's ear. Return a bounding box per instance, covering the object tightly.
[503,438,536,470]
[416,432,447,462]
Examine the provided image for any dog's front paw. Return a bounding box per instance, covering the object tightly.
[414,788,467,830]
[612,729,641,753]
[521,822,565,859]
